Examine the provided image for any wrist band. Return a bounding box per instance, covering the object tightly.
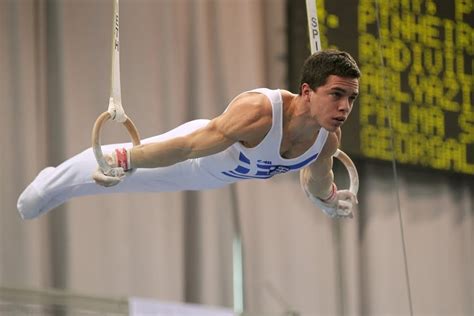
[115,148,129,171]
[321,183,337,202]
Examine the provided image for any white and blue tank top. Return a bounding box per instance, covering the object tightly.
[198,88,329,184]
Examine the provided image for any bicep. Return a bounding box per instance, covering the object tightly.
[185,92,271,159]
[185,119,237,158]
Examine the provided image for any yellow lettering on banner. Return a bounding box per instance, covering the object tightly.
[358,0,376,32]
[461,79,472,111]
[410,106,445,136]
[359,66,383,97]
[361,126,474,173]
[360,64,411,102]
[455,0,473,21]
[421,15,443,48]
[459,146,474,174]
[443,19,456,80]
[441,75,461,111]
[423,75,444,106]
[459,112,474,142]
[456,52,467,81]
[372,96,392,127]
[431,138,447,168]
[423,47,443,75]
[378,7,391,39]
[456,22,474,53]
[393,132,413,164]
[411,42,424,73]
[444,46,456,76]
[359,95,380,125]
[408,73,458,108]
[391,74,411,102]
[391,12,418,41]
[426,1,437,15]
[394,132,436,165]
[417,135,436,168]
[354,0,473,174]
[408,72,423,103]
[430,137,449,170]
[412,0,424,13]
[408,73,442,105]
[444,139,464,172]
[387,39,412,71]
[390,102,413,132]
[359,33,379,63]
[403,14,421,42]
[361,125,393,160]
[397,0,424,14]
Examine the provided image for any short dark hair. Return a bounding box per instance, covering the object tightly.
[298,49,361,95]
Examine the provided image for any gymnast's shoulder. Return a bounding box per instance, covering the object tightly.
[226,90,273,116]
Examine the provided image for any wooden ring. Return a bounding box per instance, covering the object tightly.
[333,149,359,195]
[91,111,141,175]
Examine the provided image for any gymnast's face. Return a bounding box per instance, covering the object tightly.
[306,75,359,132]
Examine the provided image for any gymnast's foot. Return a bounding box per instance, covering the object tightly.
[17,167,55,219]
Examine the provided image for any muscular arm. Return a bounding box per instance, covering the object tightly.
[129,93,272,168]
[299,128,356,218]
[129,119,234,168]
[300,128,340,199]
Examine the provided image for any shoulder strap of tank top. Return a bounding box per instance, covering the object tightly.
[312,127,329,153]
[250,88,282,144]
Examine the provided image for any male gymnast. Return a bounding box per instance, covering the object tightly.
[18,49,360,220]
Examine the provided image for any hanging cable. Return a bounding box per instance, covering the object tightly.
[373,1,414,315]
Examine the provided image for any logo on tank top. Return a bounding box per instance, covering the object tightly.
[221,152,318,180]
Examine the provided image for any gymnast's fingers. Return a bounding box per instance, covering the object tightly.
[92,169,122,187]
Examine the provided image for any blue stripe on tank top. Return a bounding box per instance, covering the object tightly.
[222,171,273,180]
[234,165,250,174]
[222,152,319,179]
[239,152,251,164]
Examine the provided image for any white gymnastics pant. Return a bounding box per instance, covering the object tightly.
[17,119,228,219]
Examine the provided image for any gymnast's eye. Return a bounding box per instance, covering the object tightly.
[330,92,342,99]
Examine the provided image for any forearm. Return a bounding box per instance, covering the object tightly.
[301,166,334,200]
[300,157,356,219]
[128,123,235,169]
[129,137,191,168]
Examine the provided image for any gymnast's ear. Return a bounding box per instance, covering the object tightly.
[300,83,312,100]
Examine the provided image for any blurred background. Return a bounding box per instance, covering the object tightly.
[0,0,472,315]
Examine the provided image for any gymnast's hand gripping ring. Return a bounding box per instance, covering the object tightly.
[333,149,359,196]
[91,111,141,177]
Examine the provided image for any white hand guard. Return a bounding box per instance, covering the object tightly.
[303,183,358,219]
[93,148,131,187]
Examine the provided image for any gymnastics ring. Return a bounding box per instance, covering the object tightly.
[333,149,359,196]
[92,111,141,177]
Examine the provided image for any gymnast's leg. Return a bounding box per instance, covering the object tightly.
[17,119,210,220]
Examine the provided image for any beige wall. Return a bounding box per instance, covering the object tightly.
[0,0,472,315]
